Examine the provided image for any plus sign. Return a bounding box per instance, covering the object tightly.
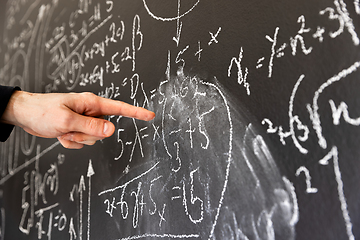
[139,194,146,216]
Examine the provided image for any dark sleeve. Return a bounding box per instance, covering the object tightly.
[0,85,21,142]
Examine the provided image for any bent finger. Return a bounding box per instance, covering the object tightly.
[68,115,115,138]
[60,132,105,144]
[57,137,84,149]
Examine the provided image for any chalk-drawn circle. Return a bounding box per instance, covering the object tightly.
[148,73,233,239]
[98,73,233,239]
[98,72,298,240]
[142,0,200,21]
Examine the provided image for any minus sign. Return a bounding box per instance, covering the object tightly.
[140,127,148,132]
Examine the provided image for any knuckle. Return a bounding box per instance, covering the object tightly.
[86,118,102,135]
[132,108,139,119]
[59,139,71,149]
[82,92,100,106]
[72,134,85,143]
[83,92,98,102]
[81,92,96,97]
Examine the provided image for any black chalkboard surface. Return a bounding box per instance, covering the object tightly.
[0,0,360,239]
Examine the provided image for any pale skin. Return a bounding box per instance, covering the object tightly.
[0,90,155,149]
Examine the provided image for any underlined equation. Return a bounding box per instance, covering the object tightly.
[227,0,359,94]
[98,51,234,239]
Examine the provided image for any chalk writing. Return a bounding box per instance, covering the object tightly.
[356,0,360,14]
[329,100,360,126]
[295,166,318,193]
[307,61,360,149]
[227,47,250,95]
[173,0,183,46]
[290,15,313,56]
[262,75,309,154]
[319,147,355,240]
[0,0,359,239]
[208,27,221,46]
[320,0,359,46]
[265,27,281,78]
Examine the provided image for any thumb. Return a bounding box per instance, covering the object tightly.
[70,114,116,138]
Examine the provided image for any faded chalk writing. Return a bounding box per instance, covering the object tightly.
[0,0,359,239]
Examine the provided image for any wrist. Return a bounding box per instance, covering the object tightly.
[0,90,29,127]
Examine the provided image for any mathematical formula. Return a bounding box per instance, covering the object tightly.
[0,0,359,239]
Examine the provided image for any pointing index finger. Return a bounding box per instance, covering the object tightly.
[96,97,155,121]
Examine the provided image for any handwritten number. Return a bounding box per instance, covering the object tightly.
[183,169,204,224]
[114,127,124,161]
[106,0,113,12]
[132,15,143,71]
[295,166,318,193]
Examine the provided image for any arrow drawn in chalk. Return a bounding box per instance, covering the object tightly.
[79,175,86,240]
[87,160,95,240]
[173,0,183,46]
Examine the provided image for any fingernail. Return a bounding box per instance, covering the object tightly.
[79,141,96,145]
[103,122,109,135]
[149,112,156,120]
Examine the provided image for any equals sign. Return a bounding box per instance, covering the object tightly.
[171,186,182,200]
[150,89,157,100]
[122,78,128,87]
[256,57,265,69]
[140,127,149,139]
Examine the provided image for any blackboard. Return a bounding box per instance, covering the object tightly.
[0,0,360,239]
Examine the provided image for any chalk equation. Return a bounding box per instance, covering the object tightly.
[0,0,359,239]
[228,0,359,95]
[99,63,234,239]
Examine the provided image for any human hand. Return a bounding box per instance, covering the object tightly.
[0,91,155,149]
